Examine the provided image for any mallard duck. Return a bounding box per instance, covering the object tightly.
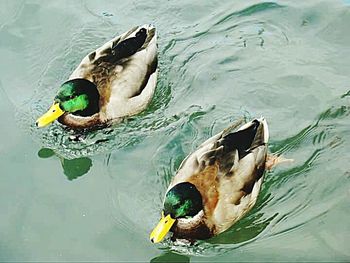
[36,24,157,129]
[150,118,269,243]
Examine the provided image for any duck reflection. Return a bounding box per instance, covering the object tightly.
[150,251,190,263]
[37,148,92,180]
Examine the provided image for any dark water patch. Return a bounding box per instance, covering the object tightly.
[37,148,55,158]
[37,147,93,180]
[150,251,190,263]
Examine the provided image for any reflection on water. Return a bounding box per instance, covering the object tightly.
[150,251,190,263]
[37,148,55,158]
[60,157,92,180]
[38,148,92,180]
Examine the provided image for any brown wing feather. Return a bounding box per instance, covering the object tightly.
[187,164,219,217]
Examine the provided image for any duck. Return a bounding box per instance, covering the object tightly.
[36,24,158,129]
[150,117,270,243]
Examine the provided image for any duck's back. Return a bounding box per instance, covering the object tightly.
[170,118,269,236]
[60,25,157,128]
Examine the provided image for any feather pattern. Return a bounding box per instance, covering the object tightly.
[167,118,269,240]
[59,24,158,129]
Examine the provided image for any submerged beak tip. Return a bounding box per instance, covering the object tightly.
[35,118,47,128]
[35,120,44,128]
[150,214,176,244]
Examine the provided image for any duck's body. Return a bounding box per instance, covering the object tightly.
[36,24,157,129]
[150,118,269,242]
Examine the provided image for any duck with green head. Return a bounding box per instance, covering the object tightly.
[150,118,272,243]
[150,182,204,243]
[36,24,158,129]
[36,79,100,127]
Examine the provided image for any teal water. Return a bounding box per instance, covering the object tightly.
[1,0,350,261]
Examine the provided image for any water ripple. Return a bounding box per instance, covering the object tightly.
[13,0,350,259]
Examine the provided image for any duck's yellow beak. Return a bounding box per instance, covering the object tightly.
[150,212,176,243]
[36,103,65,128]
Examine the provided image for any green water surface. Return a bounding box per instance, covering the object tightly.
[0,0,349,261]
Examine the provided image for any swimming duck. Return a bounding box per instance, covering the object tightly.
[150,118,269,243]
[36,24,157,129]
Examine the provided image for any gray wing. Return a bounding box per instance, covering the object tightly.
[198,118,268,174]
[172,118,268,186]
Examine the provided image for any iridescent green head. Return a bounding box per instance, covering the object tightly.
[36,78,100,127]
[149,182,203,243]
[163,182,203,219]
[55,79,100,116]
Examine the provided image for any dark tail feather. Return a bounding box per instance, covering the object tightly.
[221,119,263,158]
[109,28,147,62]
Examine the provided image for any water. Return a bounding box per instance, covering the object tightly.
[0,0,349,261]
